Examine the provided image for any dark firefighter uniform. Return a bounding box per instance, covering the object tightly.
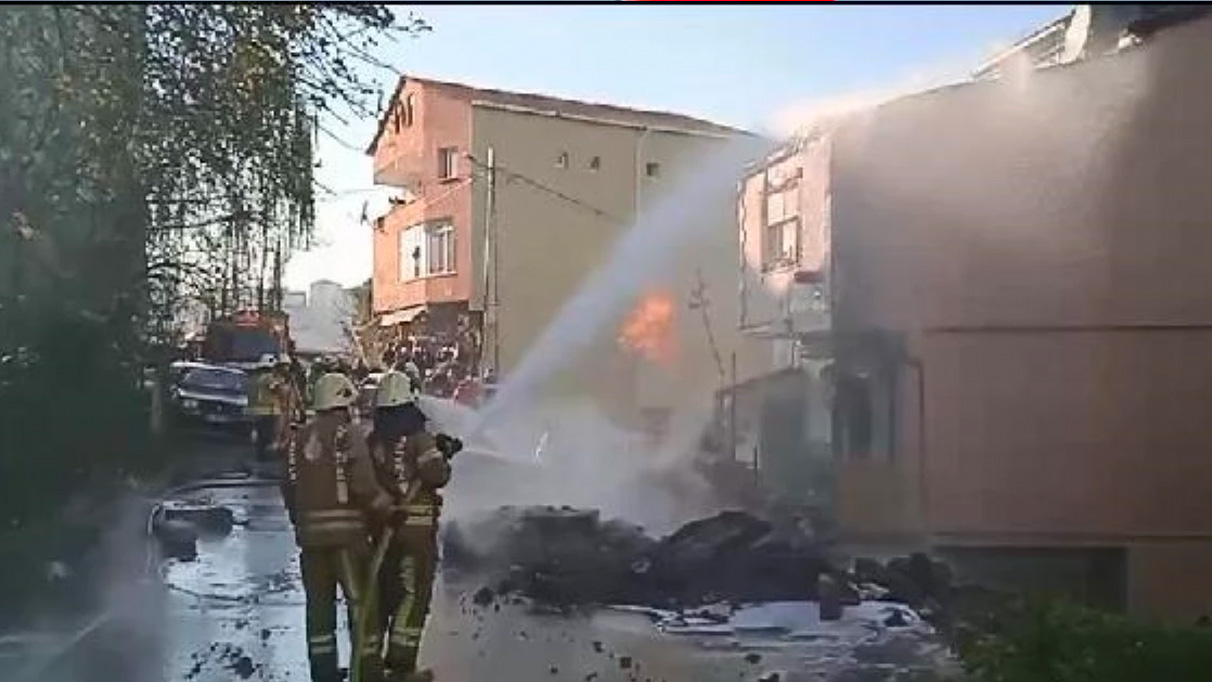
[367,371,456,682]
[282,372,394,682]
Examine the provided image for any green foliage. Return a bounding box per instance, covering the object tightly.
[960,598,1212,682]
[0,4,423,522]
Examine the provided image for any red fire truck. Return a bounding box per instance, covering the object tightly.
[201,310,291,371]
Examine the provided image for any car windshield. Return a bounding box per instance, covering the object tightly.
[180,368,246,393]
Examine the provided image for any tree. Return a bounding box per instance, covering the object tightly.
[0,4,426,519]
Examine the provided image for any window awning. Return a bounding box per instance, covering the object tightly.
[379,306,426,327]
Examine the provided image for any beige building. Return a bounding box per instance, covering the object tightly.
[737,10,1212,620]
[367,76,768,425]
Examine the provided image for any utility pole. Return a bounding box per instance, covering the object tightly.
[481,146,500,376]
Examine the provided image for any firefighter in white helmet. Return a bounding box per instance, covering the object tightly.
[283,372,394,682]
[367,370,461,682]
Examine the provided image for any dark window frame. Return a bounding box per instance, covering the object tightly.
[437,146,458,181]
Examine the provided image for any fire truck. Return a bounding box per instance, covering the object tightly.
[200,310,291,371]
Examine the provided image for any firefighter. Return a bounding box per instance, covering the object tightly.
[271,355,303,427]
[367,371,461,682]
[283,372,395,682]
[401,361,423,397]
[249,354,286,463]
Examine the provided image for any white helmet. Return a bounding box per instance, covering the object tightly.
[375,371,416,408]
[258,353,278,370]
[312,372,357,411]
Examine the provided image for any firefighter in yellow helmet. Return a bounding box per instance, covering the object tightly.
[283,372,394,682]
[367,370,461,682]
[249,353,287,463]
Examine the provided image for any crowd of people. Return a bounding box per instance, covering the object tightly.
[379,322,488,403]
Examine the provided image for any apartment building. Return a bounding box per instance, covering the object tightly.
[737,13,1212,619]
[366,76,764,422]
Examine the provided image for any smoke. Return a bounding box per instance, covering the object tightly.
[14,489,166,682]
[767,48,994,137]
[471,136,770,435]
[431,136,776,532]
[426,396,720,534]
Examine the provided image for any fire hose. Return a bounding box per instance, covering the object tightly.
[350,435,462,682]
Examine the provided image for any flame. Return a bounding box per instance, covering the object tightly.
[618,290,678,365]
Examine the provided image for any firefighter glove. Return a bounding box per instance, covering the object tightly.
[436,433,464,458]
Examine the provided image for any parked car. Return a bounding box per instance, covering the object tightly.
[170,363,252,435]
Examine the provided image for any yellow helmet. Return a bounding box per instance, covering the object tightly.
[312,372,357,411]
[375,370,416,408]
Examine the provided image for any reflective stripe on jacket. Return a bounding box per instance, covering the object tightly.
[285,416,391,548]
[369,430,447,529]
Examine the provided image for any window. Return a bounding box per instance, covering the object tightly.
[426,222,455,275]
[556,151,569,169]
[437,147,458,180]
[391,94,415,134]
[399,225,424,281]
[836,373,873,455]
[588,156,601,171]
[400,221,455,279]
[764,219,798,268]
[645,162,661,178]
[403,94,415,127]
[762,164,801,269]
[833,369,894,458]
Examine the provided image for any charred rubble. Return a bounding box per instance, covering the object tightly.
[442,506,955,618]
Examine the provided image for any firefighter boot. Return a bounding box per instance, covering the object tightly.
[383,530,438,673]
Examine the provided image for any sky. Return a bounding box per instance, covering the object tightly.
[285,3,1064,291]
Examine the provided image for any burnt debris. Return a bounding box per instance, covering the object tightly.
[443,506,954,616]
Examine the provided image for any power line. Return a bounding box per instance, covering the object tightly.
[464,153,628,226]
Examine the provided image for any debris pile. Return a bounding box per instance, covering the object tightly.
[184,642,258,681]
[444,507,952,614]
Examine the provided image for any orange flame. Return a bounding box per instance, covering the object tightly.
[618,290,678,365]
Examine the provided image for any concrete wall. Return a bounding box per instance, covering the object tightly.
[372,81,474,314]
[828,16,1212,616]
[471,104,765,416]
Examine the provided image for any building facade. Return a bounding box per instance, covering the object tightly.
[367,76,766,422]
[282,280,356,358]
[738,13,1212,619]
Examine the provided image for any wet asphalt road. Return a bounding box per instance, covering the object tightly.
[5,483,821,682]
[2,438,949,682]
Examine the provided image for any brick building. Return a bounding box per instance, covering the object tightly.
[366,76,765,421]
